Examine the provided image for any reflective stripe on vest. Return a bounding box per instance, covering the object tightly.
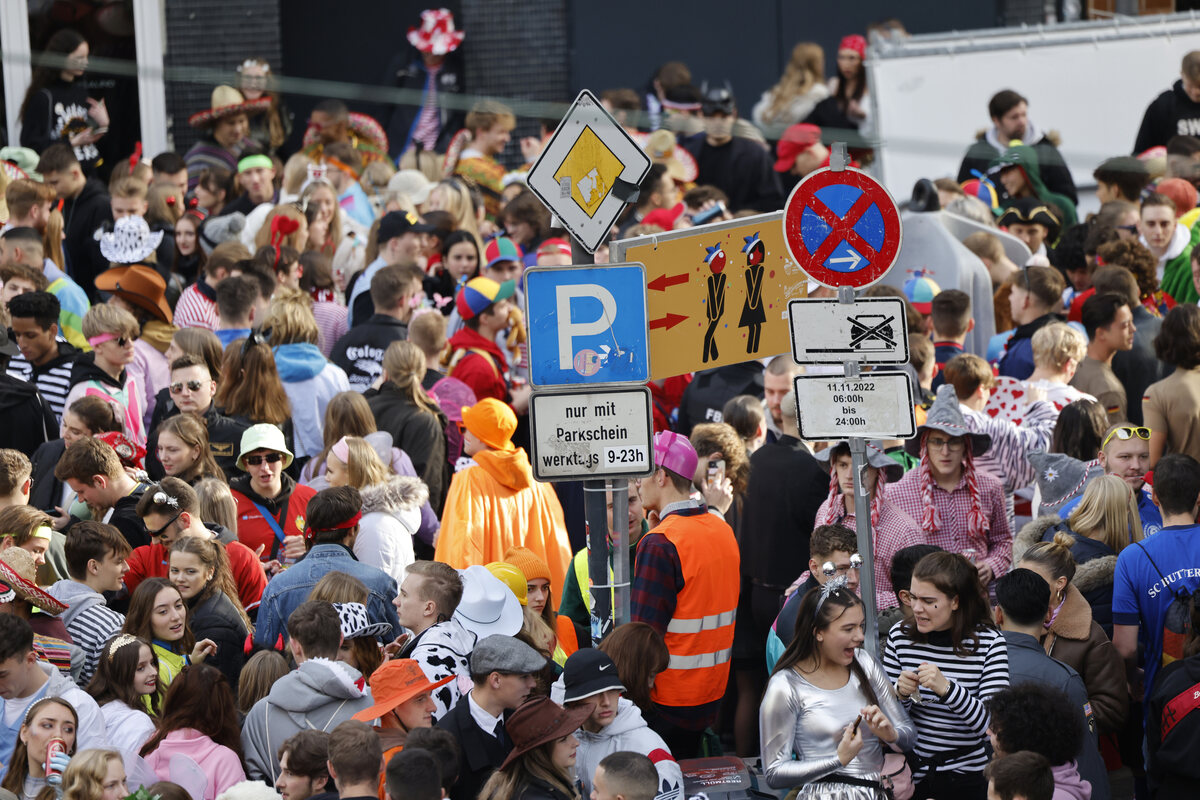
[669,647,733,671]
[667,609,736,635]
[650,511,740,708]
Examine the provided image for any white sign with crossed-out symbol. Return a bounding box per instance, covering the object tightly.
[788,296,910,365]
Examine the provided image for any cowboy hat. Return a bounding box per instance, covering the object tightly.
[499,696,594,770]
[94,265,173,324]
[98,216,165,266]
[453,565,523,638]
[350,659,454,722]
[188,85,270,129]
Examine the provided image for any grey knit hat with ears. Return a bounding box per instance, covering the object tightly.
[905,384,991,457]
[1028,451,1103,515]
[198,211,246,255]
[814,440,905,483]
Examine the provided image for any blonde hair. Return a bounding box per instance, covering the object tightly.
[1019,530,1078,583]
[43,207,66,270]
[408,311,447,358]
[254,204,307,250]
[60,748,122,800]
[282,153,314,196]
[336,436,391,489]
[428,180,482,252]
[82,304,139,340]
[1032,322,1086,372]
[1067,475,1144,555]
[110,176,147,201]
[465,100,516,135]
[963,231,1004,262]
[761,42,825,124]
[194,478,237,534]
[299,180,344,253]
[522,607,556,657]
[383,341,442,417]
[398,146,443,184]
[264,286,320,345]
[147,183,184,226]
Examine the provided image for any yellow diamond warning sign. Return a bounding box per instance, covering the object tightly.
[554,125,624,218]
[527,89,651,253]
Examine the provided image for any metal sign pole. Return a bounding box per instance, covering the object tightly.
[568,236,615,644]
[849,437,878,654]
[611,479,631,626]
[837,283,878,656]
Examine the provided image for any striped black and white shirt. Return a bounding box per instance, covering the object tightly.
[7,341,79,421]
[883,623,1009,777]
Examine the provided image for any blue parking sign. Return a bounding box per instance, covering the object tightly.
[524,263,649,387]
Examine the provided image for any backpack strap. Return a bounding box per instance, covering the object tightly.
[1135,541,1185,601]
[449,347,502,380]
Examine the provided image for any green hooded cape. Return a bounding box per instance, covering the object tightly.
[989,143,1079,230]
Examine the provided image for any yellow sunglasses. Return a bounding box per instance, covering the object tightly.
[1101,426,1151,449]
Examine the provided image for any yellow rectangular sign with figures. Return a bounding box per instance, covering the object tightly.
[611,212,809,380]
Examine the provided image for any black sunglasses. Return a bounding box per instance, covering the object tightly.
[147,512,182,539]
[170,380,206,394]
[244,453,284,466]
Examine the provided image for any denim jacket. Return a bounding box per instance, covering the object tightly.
[254,544,400,647]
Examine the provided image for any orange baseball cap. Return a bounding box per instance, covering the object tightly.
[461,398,517,451]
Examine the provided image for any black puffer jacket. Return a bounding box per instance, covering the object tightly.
[188,590,249,693]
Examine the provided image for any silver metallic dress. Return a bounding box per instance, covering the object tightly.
[759,650,915,800]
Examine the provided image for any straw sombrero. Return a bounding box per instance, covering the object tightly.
[188,85,270,129]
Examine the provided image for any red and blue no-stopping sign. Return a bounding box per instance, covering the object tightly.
[782,167,902,290]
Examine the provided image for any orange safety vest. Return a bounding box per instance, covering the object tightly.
[555,614,579,658]
[650,511,740,708]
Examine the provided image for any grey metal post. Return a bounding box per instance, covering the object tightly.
[568,236,616,644]
[837,282,878,655]
[611,479,631,626]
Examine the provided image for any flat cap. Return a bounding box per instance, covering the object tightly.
[470,634,547,675]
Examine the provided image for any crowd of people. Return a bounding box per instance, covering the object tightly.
[3,8,1200,800]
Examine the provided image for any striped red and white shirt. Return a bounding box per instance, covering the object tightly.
[885,467,1013,580]
[174,283,218,331]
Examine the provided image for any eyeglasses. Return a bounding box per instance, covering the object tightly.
[170,380,207,394]
[926,436,966,453]
[1101,426,1152,449]
[244,453,284,466]
[1116,224,1139,234]
[147,512,182,539]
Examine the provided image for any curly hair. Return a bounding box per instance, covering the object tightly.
[1154,304,1200,369]
[987,684,1083,766]
[1096,238,1158,298]
[264,286,320,346]
[689,422,750,495]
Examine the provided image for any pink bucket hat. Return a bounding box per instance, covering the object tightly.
[653,431,698,479]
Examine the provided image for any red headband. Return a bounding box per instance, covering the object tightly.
[304,511,362,541]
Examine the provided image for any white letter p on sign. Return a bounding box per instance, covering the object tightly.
[556,284,617,370]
